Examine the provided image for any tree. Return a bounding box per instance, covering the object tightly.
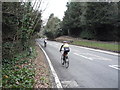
[62,2,119,41]
[62,2,88,37]
[2,2,43,59]
[44,13,61,39]
[85,2,118,40]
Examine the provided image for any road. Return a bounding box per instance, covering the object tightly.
[37,39,119,88]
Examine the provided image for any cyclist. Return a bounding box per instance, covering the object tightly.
[59,41,70,65]
[44,38,47,47]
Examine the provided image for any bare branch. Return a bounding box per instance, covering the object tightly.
[32,0,42,27]
[33,17,41,31]
[41,2,49,14]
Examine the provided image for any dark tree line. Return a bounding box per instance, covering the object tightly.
[61,2,120,41]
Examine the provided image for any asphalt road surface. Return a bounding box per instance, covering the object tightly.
[37,39,119,88]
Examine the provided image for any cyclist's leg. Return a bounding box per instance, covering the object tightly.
[66,52,68,59]
[64,51,68,60]
[62,52,65,65]
[63,51,65,60]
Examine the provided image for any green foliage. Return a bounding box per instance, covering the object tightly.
[80,29,95,40]
[44,13,62,39]
[2,2,42,50]
[40,76,49,84]
[2,45,11,65]
[2,2,41,88]
[2,48,36,88]
[85,2,118,41]
[62,2,86,36]
[62,2,119,41]
[3,67,34,88]
[44,31,54,39]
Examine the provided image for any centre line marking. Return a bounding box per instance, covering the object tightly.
[109,65,120,70]
[73,53,93,60]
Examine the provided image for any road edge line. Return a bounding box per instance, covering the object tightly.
[70,44,118,56]
[36,42,63,88]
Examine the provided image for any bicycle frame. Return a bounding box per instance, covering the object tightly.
[60,50,69,68]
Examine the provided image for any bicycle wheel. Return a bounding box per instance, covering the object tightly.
[61,55,64,66]
[65,57,69,68]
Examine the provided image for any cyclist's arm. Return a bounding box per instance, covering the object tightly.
[60,45,63,51]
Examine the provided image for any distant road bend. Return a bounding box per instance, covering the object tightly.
[37,39,119,88]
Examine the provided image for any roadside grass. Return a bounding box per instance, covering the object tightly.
[72,40,119,52]
[2,47,37,88]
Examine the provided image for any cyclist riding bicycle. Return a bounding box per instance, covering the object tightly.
[59,41,70,65]
[44,38,47,47]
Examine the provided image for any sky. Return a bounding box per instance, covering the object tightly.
[41,0,68,23]
[31,0,119,24]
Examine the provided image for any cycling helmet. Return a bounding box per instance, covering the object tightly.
[63,41,67,43]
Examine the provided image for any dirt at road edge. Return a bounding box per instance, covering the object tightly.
[34,43,52,88]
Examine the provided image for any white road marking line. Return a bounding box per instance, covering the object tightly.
[61,80,79,88]
[37,42,63,88]
[85,53,112,61]
[73,53,93,60]
[73,49,113,61]
[55,44,59,46]
[109,65,120,70]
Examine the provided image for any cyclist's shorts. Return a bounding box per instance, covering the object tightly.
[64,47,70,52]
[64,51,68,55]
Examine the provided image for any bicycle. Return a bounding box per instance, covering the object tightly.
[61,51,69,68]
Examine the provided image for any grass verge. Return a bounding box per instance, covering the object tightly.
[72,40,119,53]
[55,36,119,53]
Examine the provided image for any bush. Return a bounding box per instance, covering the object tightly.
[80,29,95,40]
[2,48,36,88]
[44,31,54,39]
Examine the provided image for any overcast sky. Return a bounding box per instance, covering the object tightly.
[30,0,119,24]
[41,0,68,23]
